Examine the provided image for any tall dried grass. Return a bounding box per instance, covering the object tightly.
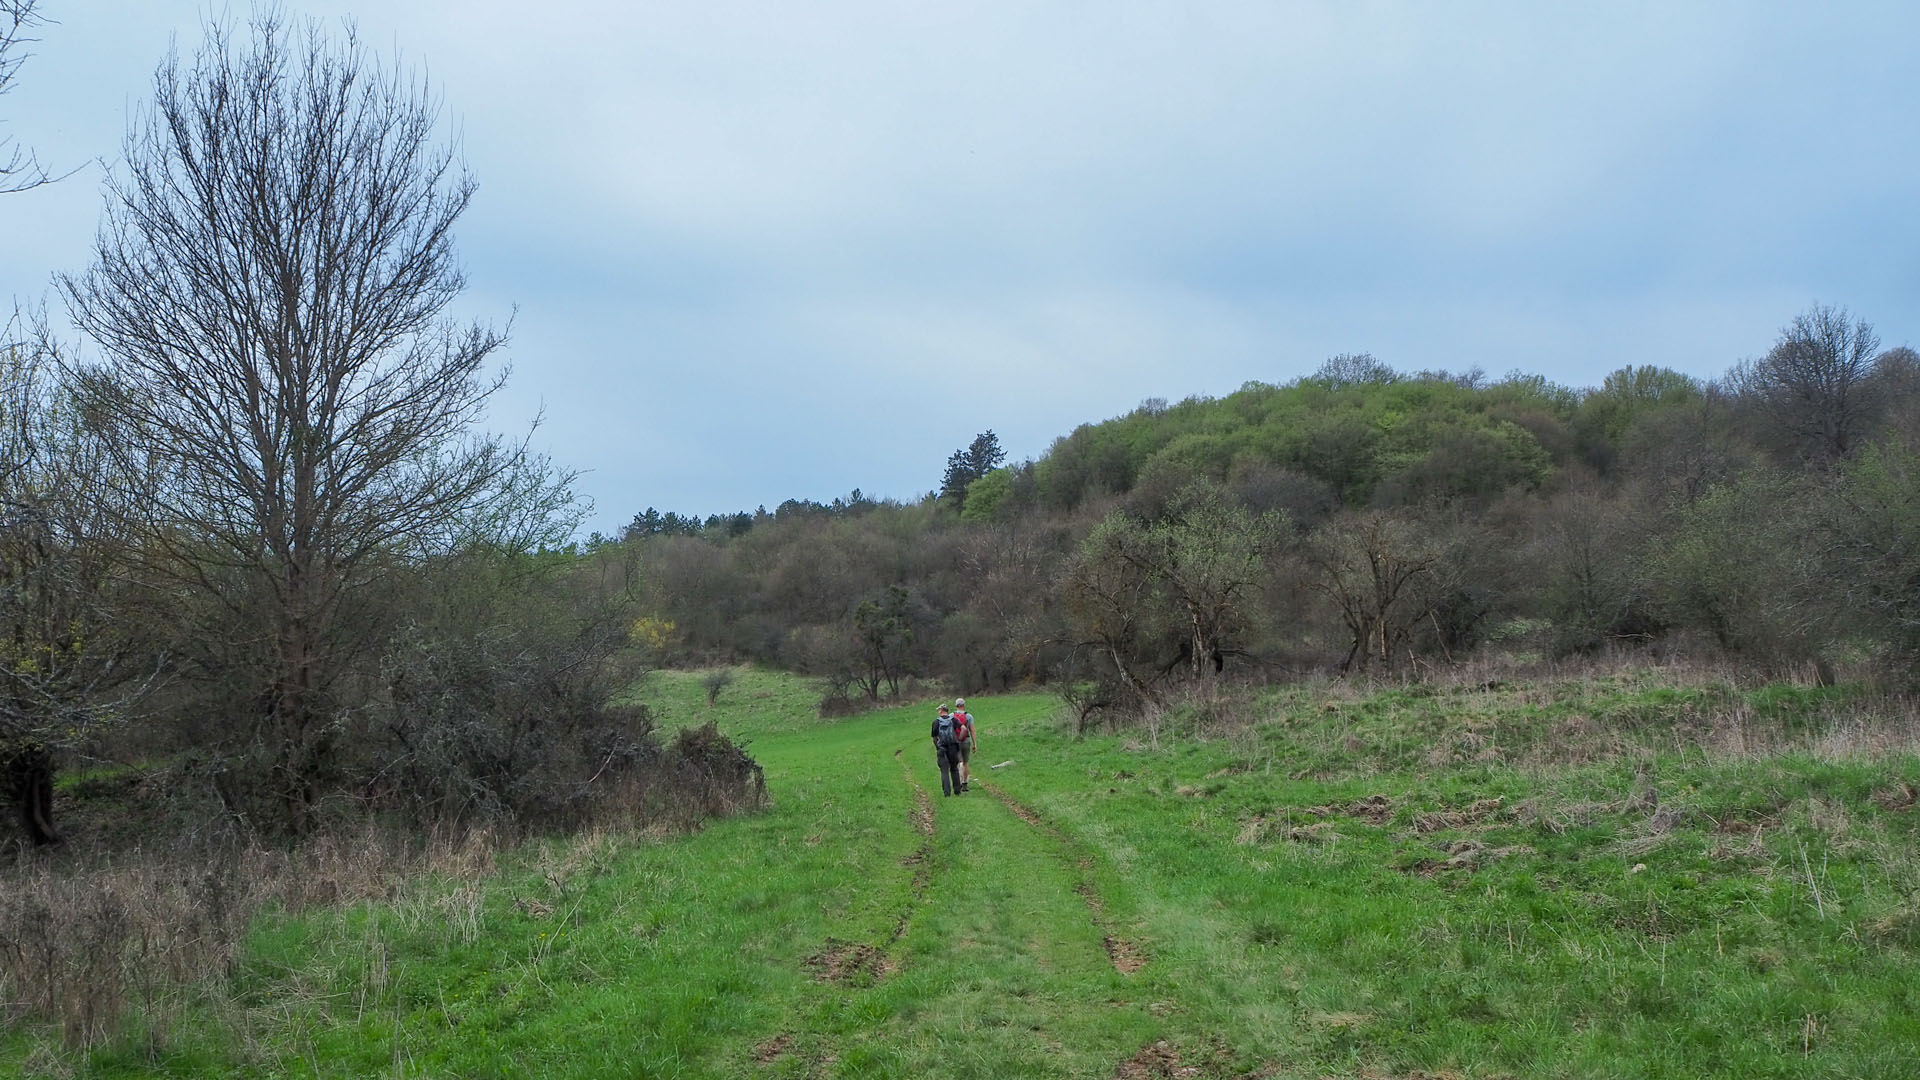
[0,726,767,1053]
[0,822,498,1051]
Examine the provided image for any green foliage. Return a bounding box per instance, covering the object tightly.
[1575,364,1703,451]
[957,466,1012,522]
[1031,371,1573,510]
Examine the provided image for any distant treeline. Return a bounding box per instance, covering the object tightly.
[598,305,1920,717]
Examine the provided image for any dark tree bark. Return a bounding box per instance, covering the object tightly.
[3,743,57,845]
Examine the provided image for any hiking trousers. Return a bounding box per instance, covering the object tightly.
[937,744,964,796]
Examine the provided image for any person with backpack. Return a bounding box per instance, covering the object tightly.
[953,698,976,791]
[931,704,966,797]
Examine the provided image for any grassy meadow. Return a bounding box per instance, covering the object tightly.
[6,665,1920,1077]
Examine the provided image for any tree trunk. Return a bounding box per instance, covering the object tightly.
[4,743,61,846]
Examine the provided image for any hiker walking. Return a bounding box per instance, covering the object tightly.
[953,698,976,791]
[932,704,966,797]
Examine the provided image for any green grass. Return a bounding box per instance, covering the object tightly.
[8,666,1920,1077]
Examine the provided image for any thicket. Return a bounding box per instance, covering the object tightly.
[609,316,1920,723]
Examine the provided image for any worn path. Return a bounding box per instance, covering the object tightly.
[733,695,1193,1079]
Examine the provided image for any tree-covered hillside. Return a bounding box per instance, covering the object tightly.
[609,308,1920,716]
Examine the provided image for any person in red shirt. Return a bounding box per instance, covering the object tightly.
[953,698,976,791]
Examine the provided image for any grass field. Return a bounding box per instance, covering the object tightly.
[7,666,1920,1077]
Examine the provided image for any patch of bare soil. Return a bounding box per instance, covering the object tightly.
[1114,1040,1200,1079]
[1103,934,1148,975]
[911,785,935,837]
[1413,797,1506,833]
[803,938,894,984]
[753,1033,794,1065]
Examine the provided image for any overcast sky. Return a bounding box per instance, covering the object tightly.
[5,2,1916,536]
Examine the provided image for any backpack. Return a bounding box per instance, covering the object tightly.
[954,712,973,743]
[935,713,960,748]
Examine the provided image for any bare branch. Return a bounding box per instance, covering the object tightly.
[57,9,552,833]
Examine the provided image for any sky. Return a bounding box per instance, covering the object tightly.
[4,2,1917,537]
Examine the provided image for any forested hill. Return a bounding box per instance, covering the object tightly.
[1001,361,1588,518]
[611,307,1920,710]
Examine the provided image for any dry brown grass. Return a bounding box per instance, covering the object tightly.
[0,821,502,1051]
[0,720,771,1055]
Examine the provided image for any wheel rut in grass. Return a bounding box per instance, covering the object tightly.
[979,780,1148,975]
[893,754,936,945]
[797,751,934,990]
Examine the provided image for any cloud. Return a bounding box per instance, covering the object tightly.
[6,1,1919,535]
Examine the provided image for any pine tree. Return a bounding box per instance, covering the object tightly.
[940,430,1007,507]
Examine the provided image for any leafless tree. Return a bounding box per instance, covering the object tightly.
[1307,510,1448,673]
[1061,513,1169,708]
[1730,304,1883,463]
[59,10,527,833]
[1523,485,1657,653]
[1312,352,1397,389]
[0,0,53,193]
